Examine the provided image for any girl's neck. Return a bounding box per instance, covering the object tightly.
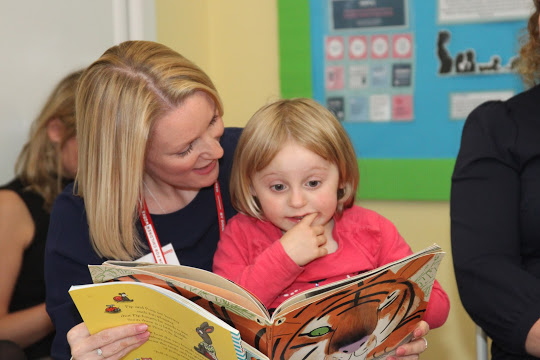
[323,218,338,254]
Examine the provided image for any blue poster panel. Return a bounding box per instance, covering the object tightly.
[310,0,526,159]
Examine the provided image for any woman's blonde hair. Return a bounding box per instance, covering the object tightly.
[231,98,359,219]
[517,0,540,86]
[76,41,223,260]
[15,69,82,210]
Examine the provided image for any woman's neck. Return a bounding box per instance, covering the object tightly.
[142,180,199,215]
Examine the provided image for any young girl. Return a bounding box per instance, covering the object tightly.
[213,98,449,330]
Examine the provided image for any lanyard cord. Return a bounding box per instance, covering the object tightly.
[138,182,226,264]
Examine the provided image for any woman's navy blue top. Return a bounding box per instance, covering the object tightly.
[45,128,241,360]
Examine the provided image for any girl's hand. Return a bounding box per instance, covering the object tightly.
[280,213,327,266]
[68,322,150,360]
[387,321,430,360]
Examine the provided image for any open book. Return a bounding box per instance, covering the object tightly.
[73,244,444,360]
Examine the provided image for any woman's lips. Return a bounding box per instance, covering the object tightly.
[193,160,217,175]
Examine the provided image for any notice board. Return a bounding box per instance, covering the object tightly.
[278,0,528,200]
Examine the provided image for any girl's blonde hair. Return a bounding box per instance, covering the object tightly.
[76,41,223,260]
[15,69,82,210]
[231,98,359,219]
[517,0,540,86]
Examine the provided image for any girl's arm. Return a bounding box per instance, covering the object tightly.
[0,190,54,348]
[213,216,304,307]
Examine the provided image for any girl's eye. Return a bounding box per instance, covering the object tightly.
[307,180,320,188]
[271,184,285,191]
[178,144,193,157]
[209,115,218,126]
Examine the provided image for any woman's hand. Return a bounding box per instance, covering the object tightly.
[387,321,430,360]
[68,322,150,360]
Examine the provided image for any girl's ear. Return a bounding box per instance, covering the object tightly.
[46,117,65,144]
[337,181,346,199]
[249,184,257,196]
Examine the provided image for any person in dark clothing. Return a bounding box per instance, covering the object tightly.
[451,2,540,358]
[0,69,81,359]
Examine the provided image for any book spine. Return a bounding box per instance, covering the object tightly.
[232,332,247,360]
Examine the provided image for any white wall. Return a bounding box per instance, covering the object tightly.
[0,0,155,184]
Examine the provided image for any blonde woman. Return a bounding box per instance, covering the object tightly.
[0,69,81,359]
[44,41,242,360]
[452,1,540,359]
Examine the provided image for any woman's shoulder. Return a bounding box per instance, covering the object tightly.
[222,127,243,150]
[461,85,540,161]
[218,128,243,184]
[0,178,45,219]
[0,181,30,215]
[0,178,25,203]
[51,182,84,215]
[506,84,540,110]
[0,177,23,191]
[0,180,35,248]
[466,85,540,131]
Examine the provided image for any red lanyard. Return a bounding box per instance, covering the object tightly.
[138,182,226,264]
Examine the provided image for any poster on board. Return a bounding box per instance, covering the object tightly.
[279,0,527,199]
[438,0,531,24]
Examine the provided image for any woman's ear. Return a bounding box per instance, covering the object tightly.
[46,117,65,144]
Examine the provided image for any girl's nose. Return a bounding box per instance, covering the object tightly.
[288,187,307,208]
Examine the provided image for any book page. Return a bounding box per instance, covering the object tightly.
[70,282,245,360]
[90,262,269,320]
[274,244,443,313]
[89,264,273,356]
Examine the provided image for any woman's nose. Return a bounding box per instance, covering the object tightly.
[201,135,224,159]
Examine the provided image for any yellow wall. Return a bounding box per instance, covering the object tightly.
[155,1,476,358]
[156,0,281,128]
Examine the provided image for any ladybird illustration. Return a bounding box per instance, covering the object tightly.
[113,292,133,302]
[105,304,121,313]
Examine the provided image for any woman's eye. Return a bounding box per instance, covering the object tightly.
[271,184,285,191]
[307,180,320,188]
[178,144,193,157]
[209,115,218,126]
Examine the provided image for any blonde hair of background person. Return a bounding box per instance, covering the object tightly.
[16,70,81,209]
[230,97,358,218]
[0,69,81,358]
[517,0,540,85]
[75,41,223,261]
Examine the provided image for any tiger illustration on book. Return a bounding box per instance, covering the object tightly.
[108,254,432,360]
[266,268,427,360]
